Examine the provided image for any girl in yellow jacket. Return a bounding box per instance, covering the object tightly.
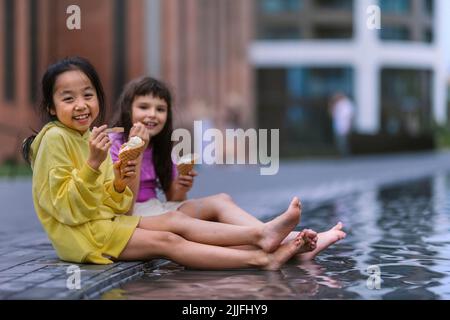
[23,57,312,270]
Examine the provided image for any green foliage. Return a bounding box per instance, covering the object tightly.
[0,159,32,177]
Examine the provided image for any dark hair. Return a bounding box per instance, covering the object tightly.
[22,56,106,163]
[111,77,174,193]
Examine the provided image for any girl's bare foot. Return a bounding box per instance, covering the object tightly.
[263,233,305,271]
[297,222,346,262]
[297,229,318,254]
[259,197,301,253]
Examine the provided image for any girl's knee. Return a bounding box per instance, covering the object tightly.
[164,210,188,221]
[155,231,185,247]
[215,193,233,203]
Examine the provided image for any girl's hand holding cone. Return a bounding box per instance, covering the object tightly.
[117,133,146,173]
[113,159,138,193]
[113,131,146,193]
[174,169,198,194]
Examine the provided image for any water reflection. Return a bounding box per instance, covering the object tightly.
[100,173,450,300]
[104,261,360,300]
[372,178,444,299]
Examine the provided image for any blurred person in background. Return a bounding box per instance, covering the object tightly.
[329,93,355,157]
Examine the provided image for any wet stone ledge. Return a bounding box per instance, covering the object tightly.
[0,233,168,300]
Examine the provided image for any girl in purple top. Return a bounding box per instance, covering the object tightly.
[110,77,346,262]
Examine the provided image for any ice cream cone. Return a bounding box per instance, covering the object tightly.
[176,154,199,176]
[118,137,146,171]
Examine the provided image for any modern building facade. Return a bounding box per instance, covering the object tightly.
[1,0,447,161]
[251,0,447,154]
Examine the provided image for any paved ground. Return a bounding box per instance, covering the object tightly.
[1,150,450,299]
[0,234,168,299]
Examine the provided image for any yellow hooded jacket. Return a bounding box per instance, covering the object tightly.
[30,121,140,264]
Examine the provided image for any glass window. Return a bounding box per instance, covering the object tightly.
[424,28,433,43]
[380,26,410,41]
[380,68,432,136]
[257,67,354,155]
[287,69,305,98]
[257,0,354,41]
[301,68,353,99]
[259,0,302,14]
[259,26,301,40]
[314,25,353,39]
[425,0,434,16]
[379,0,411,14]
[314,0,353,10]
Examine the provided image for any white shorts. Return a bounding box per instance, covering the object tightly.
[133,198,186,217]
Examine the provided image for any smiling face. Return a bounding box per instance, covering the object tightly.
[50,70,99,134]
[131,94,168,137]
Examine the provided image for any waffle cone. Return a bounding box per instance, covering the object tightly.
[176,154,199,175]
[118,140,146,171]
[177,161,195,176]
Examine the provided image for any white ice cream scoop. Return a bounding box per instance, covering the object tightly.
[120,136,143,153]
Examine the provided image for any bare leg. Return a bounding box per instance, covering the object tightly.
[118,228,305,270]
[178,194,341,258]
[180,193,304,246]
[178,193,269,226]
[180,194,304,250]
[137,197,300,252]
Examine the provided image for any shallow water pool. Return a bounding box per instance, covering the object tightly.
[100,174,450,300]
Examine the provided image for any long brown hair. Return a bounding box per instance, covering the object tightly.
[110,77,174,193]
